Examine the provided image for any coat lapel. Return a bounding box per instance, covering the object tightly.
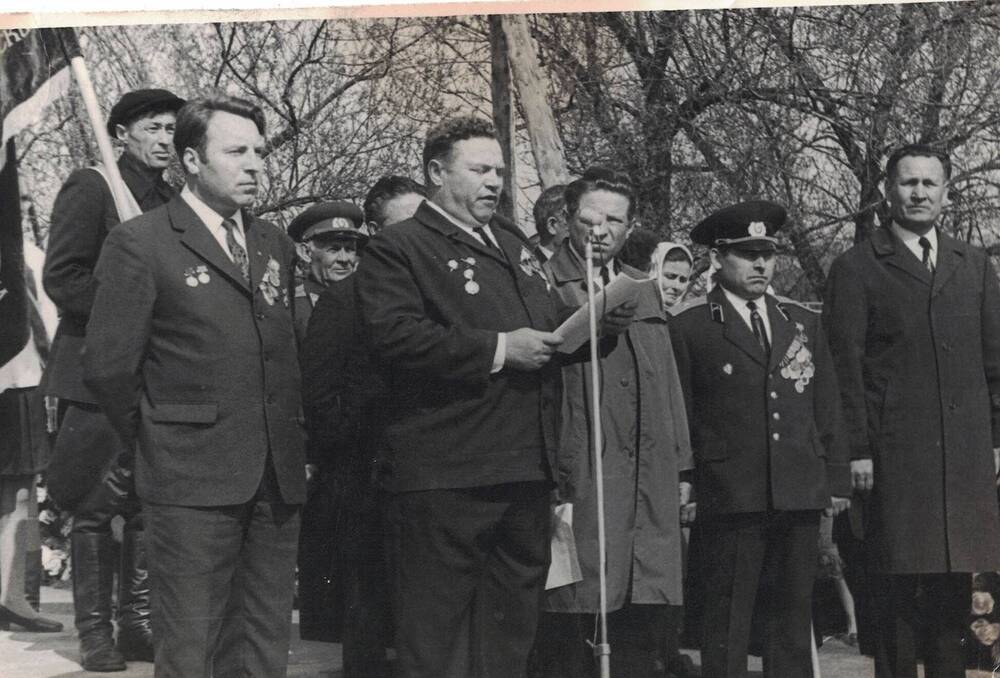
[713,287,768,367]
[766,295,796,373]
[169,199,252,293]
[872,227,933,287]
[244,213,270,293]
[931,233,965,297]
[416,201,508,266]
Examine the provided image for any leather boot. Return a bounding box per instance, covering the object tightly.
[116,529,153,662]
[71,532,126,672]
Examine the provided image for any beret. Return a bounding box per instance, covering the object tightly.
[690,200,786,251]
[106,89,185,136]
[288,201,366,243]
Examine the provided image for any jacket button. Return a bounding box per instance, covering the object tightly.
[772,412,780,421]
[256,312,265,320]
[620,377,630,387]
[772,432,780,441]
[770,391,778,400]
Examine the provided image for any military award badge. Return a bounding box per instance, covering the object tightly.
[447,257,480,295]
[258,257,289,307]
[778,322,815,393]
[184,265,211,287]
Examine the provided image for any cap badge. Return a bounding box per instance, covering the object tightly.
[748,222,767,237]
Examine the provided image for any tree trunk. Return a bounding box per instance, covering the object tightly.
[489,16,516,225]
[500,15,570,190]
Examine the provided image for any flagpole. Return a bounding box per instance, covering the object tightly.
[67,56,141,222]
[585,234,611,678]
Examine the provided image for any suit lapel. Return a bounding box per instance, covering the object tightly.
[714,287,768,367]
[169,199,252,293]
[766,295,796,373]
[417,201,508,266]
[931,233,964,297]
[872,227,933,287]
[244,213,270,293]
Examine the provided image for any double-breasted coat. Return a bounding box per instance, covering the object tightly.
[83,196,307,507]
[542,245,693,613]
[824,227,1000,573]
[669,286,850,516]
[356,200,560,493]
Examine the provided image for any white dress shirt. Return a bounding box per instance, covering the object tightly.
[722,286,772,344]
[425,200,507,373]
[891,222,937,268]
[181,186,246,262]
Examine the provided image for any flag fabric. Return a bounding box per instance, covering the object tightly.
[0,27,80,366]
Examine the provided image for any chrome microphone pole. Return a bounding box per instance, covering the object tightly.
[584,228,611,678]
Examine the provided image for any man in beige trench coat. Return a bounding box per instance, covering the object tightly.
[532,166,694,678]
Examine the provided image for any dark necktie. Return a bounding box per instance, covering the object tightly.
[919,236,934,274]
[747,300,770,355]
[222,217,250,283]
[600,265,611,288]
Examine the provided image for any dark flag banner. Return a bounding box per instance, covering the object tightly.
[0,28,80,365]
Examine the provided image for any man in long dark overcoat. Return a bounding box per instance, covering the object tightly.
[824,143,1000,677]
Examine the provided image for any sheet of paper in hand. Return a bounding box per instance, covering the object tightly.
[554,274,649,353]
[545,502,583,591]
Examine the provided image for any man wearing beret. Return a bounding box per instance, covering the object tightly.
[824,144,1000,677]
[669,201,850,678]
[287,200,367,345]
[43,87,184,672]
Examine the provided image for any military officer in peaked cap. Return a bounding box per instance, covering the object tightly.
[669,200,850,678]
[287,201,367,344]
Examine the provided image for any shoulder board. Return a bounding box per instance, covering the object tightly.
[294,284,307,298]
[774,295,822,316]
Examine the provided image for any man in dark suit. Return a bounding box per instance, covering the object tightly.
[824,144,1000,678]
[669,201,850,678]
[83,95,306,678]
[357,117,630,678]
[43,88,184,671]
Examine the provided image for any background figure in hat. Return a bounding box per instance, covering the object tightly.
[288,200,367,345]
[42,87,184,672]
[669,200,850,678]
[297,175,425,678]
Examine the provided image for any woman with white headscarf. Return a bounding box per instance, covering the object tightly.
[650,241,694,312]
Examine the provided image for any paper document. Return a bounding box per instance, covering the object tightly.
[554,274,650,353]
[545,502,583,590]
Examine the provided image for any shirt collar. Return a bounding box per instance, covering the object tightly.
[721,285,767,318]
[425,199,495,241]
[180,185,244,234]
[891,221,937,259]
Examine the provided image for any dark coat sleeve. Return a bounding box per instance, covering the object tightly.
[81,224,154,448]
[822,255,872,462]
[43,169,113,317]
[356,231,497,386]
[810,313,852,497]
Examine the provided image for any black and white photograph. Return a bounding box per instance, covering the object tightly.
[3,1,1000,676]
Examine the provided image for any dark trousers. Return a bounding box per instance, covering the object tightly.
[144,498,300,678]
[532,604,668,678]
[699,510,820,678]
[872,572,970,678]
[387,481,550,678]
[49,403,130,511]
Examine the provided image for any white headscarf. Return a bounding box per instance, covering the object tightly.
[650,241,694,309]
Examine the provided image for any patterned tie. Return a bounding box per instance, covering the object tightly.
[919,236,934,274]
[747,300,771,356]
[222,217,250,283]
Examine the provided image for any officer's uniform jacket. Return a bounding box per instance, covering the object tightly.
[824,227,1000,573]
[356,200,559,493]
[293,275,325,347]
[83,196,307,507]
[670,286,850,516]
[43,154,174,403]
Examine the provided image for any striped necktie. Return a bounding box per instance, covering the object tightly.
[222,217,250,283]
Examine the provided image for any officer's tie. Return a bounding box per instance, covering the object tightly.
[222,217,250,283]
[746,300,770,356]
[919,236,935,274]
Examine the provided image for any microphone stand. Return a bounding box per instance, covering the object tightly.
[584,233,611,678]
